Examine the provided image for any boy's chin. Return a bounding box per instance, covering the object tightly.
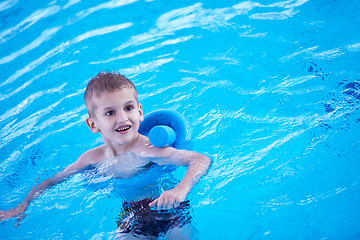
[116,132,139,144]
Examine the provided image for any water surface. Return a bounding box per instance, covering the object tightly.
[0,0,360,239]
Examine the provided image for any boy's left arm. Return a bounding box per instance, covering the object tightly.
[149,149,211,209]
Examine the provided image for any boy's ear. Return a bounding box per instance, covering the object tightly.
[86,117,99,133]
[139,103,144,122]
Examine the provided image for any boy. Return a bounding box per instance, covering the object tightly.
[0,72,211,229]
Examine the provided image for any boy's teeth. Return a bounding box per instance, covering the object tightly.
[116,126,130,132]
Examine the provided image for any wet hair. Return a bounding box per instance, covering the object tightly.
[84,71,137,117]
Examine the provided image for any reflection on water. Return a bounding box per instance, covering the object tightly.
[0,0,359,239]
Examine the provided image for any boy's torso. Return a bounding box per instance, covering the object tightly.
[94,152,151,178]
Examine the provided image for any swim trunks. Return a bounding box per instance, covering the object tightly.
[116,197,191,238]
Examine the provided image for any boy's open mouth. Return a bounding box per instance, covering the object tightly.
[115,125,131,133]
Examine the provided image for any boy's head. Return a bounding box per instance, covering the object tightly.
[84,71,144,146]
[85,71,137,117]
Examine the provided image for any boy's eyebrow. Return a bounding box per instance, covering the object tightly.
[124,100,136,105]
[101,101,137,111]
[102,106,115,111]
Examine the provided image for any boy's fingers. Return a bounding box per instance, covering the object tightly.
[149,198,159,207]
[15,214,26,228]
[157,195,170,210]
[149,194,182,209]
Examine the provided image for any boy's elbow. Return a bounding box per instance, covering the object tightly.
[203,154,212,170]
[191,152,212,171]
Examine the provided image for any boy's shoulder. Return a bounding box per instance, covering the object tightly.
[136,135,176,156]
[77,145,106,166]
[136,134,191,166]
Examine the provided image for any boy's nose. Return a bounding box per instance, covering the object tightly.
[117,111,128,122]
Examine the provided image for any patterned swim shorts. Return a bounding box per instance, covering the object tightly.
[116,198,191,238]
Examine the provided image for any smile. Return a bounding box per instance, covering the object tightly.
[115,125,131,133]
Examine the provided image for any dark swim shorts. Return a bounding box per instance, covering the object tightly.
[116,198,191,238]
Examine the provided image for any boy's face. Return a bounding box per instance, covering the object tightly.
[86,88,144,147]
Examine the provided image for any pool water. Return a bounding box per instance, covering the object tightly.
[1,0,360,239]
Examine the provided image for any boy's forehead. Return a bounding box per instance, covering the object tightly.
[93,88,138,103]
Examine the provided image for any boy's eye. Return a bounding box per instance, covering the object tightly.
[125,105,134,111]
[106,110,115,116]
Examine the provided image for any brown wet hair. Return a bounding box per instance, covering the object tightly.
[84,71,137,117]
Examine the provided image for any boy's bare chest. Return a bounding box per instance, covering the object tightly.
[95,152,149,178]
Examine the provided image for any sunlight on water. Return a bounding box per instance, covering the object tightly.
[0,0,360,239]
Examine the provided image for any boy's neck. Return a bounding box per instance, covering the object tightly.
[103,133,142,157]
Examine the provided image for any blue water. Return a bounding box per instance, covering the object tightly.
[1,0,360,239]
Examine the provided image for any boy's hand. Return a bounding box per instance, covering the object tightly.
[0,203,27,226]
[149,187,188,210]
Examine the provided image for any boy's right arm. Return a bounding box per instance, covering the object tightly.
[0,151,93,222]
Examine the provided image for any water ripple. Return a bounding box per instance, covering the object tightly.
[0,5,61,44]
[72,0,138,22]
[0,0,359,238]
[119,57,174,78]
[250,8,299,20]
[63,0,81,10]
[0,60,77,102]
[92,35,194,64]
[0,0,18,12]
[0,83,67,124]
[0,83,68,148]
[0,22,133,87]
[22,107,86,152]
[281,42,360,62]
[0,26,62,65]
[298,187,347,206]
[111,2,259,52]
